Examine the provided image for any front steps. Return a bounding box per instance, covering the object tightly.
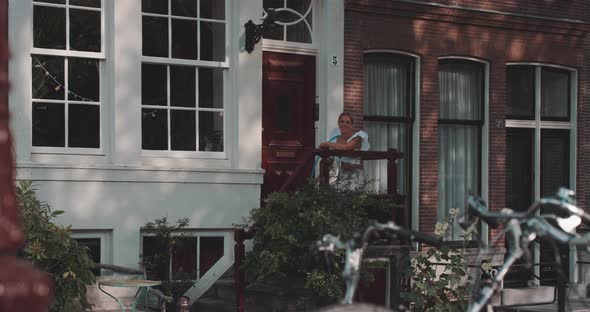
[493,285,590,311]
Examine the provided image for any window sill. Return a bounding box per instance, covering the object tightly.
[15,163,264,184]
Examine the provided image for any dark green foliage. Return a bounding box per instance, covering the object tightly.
[140,217,193,311]
[241,183,400,306]
[16,180,96,312]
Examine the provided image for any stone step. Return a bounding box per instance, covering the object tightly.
[192,297,236,312]
[500,286,556,306]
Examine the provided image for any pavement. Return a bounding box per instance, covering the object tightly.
[495,298,590,312]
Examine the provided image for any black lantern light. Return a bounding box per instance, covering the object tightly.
[244,8,277,53]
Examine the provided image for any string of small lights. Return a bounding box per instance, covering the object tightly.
[32,57,94,102]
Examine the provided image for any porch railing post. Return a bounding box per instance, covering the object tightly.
[234,228,246,312]
[319,156,331,185]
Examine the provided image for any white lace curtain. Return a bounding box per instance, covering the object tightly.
[363,55,411,194]
[437,61,482,239]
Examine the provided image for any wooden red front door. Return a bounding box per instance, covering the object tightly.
[262,52,316,198]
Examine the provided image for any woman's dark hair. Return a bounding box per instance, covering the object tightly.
[338,112,354,124]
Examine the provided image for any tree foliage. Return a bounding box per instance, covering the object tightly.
[241,183,400,306]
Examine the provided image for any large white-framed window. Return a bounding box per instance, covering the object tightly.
[363,52,416,200]
[437,58,487,240]
[31,0,105,154]
[141,0,228,158]
[505,64,577,286]
[71,230,112,276]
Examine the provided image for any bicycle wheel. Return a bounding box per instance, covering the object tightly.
[315,303,396,312]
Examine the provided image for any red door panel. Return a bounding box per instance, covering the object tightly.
[262,52,315,198]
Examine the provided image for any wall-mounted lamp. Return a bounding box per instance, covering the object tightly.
[244,8,277,53]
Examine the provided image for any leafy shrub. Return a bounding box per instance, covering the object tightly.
[16,180,96,312]
[140,217,193,311]
[401,208,474,312]
[241,183,401,306]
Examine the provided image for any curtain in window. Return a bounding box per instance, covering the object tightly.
[363,57,410,193]
[438,62,482,238]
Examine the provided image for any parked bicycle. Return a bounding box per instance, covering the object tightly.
[462,188,590,312]
[315,221,442,312]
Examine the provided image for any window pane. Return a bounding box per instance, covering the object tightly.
[506,128,533,211]
[142,236,168,279]
[365,122,408,194]
[198,68,223,108]
[172,0,198,17]
[199,111,223,152]
[33,102,65,147]
[142,16,168,57]
[73,238,101,276]
[285,0,312,43]
[364,54,413,117]
[142,109,168,150]
[171,110,196,151]
[171,66,196,107]
[171,19,198,60]
[32,55,65,100]
[34,6,66,49]
[200,21,225,61]
[506,66,535,119]
[70,0,101,8]
[69,58,100,102]
[142,0,168,14]
[541,68,569,120]
[172,237,198,279]
[286,24,311,44]
[70,9,101,52]
[541,129,569,198]
[199,237,224,278]
[200,0,225,20]
[142,63,167,106]
[439,61,483,120]
[69,104,99,148]
[438,124,479,239]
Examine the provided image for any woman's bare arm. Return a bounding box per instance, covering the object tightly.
[319,137,362,150]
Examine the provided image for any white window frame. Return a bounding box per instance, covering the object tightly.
[437,56,489,242]
[140,0,230,159]
[71,230,113,276]
[30,0,106,156]
[140,230,232,281]
[505,62,578,283]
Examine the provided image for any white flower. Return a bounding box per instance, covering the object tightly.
[481,262,493,271]
[434,227,443,236]
[435,222,443,230]
[449,208,459,216]
[441,222,449,231]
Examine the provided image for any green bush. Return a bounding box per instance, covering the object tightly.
[16,180,96,312]
[140,217,193,311]
[241,183,401,306]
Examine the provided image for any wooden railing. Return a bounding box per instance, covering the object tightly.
[234,148,403,312]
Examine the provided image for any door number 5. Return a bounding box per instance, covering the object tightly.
[331,56,339,67]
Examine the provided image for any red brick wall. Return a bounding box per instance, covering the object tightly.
[408,0,588,21]
[344,0,589,236]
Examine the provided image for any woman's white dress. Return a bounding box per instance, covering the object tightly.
[327,129,370,191]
